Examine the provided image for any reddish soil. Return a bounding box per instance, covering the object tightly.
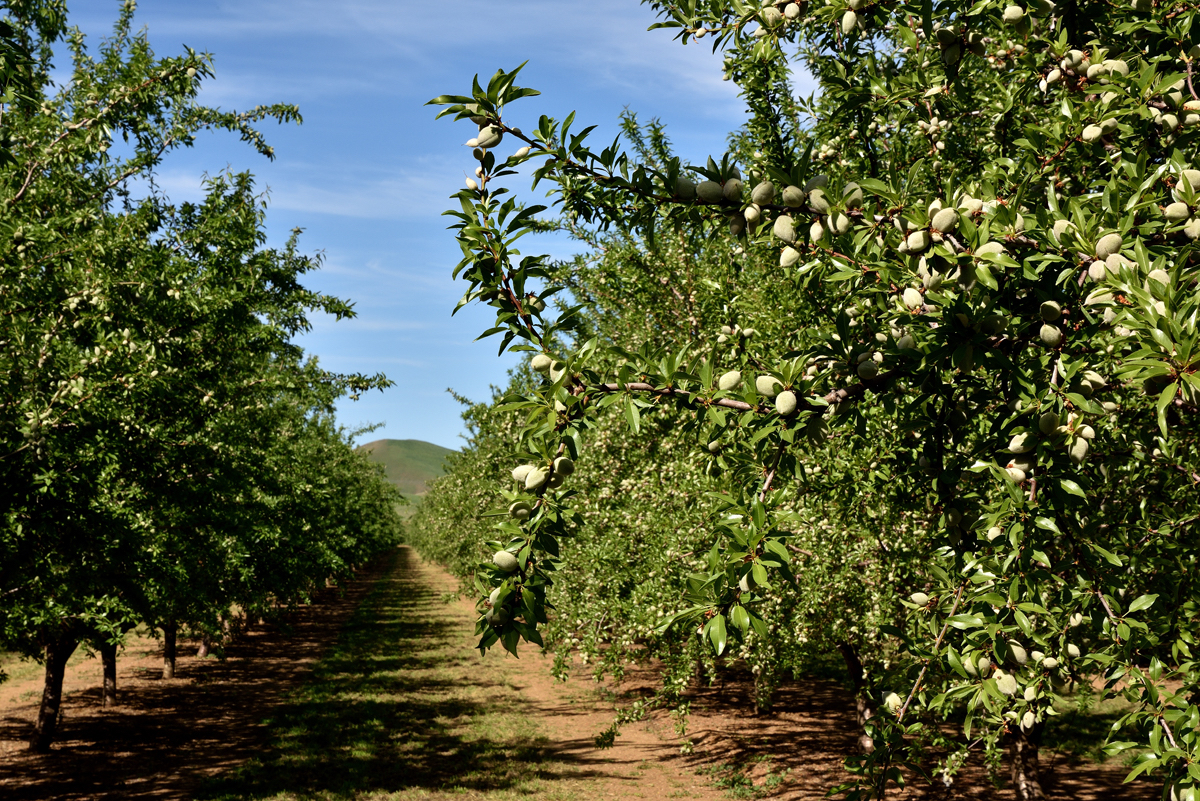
[0,547,1162,800]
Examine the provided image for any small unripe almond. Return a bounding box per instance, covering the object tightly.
[723,178,743,201]
[756,375,782,397]
[773,215,797,243]
[1009,432,1034,453]
[903,287,924,309]
[932,207,959,233]
[525,467,549,490]
[910,592,929,606]
[857,360,879,380]
[1068,437,1089,464]
[531,353,553,373]
[718,370,742,391]
[553,456,575,475]
[1040,301,1062,322]
[697,180,724,203]
[751,181,776,205]
[1040,323,1063,347]
[782,185,806,207]
[775,390,798,416]
[1095,232,1123,259]
[842,182,864,209]
[1165,201,1190,222]
[780,246,800,268]
[906,229,931,252]
[809,188,831,214]
[897,334,916,350]
[512,464,534,483]
[674,178,697,199]
[493,551,519,572]
[841,10,858,35]
[1039,411,1059,435]
[1081,124,1103,143]
[476,125,503,149]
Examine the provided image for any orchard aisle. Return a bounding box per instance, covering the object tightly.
[195,545,722,801]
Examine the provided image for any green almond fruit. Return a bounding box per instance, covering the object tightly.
[1165,201,1190,222]
[1040,300,1062,322]
[476,125,504,149]
[810,220,826,242]
[857,360,879,380]
[897,334,916,350]
[1020,710,1036,732]
[976,241,1006,258]
[751,181,776,205]
[809,188,831,213]
[775,390,798,416]
[485,607,509,626]
[779,246,801,267]
[760,6,783,26]
[723,178,744,201]
[493,551,519,573]
[1038,411,1059,435]
[782,185,806,207]
[549,362,567,383]
[512,464,534,482]
[489,586,504,605]
[1009,432,1034,453]
[1002,4,1024,23]
[1095,232,1123,259]
[986,526,1004,541]
[910,592,930,606]
[906,230,931,252]
[830,211,851,235]
[531,353,553,373]
[963,654,978,676]
[1040,323,1063,348]
[902,287,924,309]
[756,375,782,397]
[1147,268,1170,286]
[976,655,992,676]
[553,456,575,476]
[842,182,864,209]
[1068,437,1089,464]
[728,214,746,236]
[717,370,742,391]
[1066,643,1081,658]
[1009,643,1028,665]
[996,670,1019,696]
[697,180,724,203]
[525,467,549,490]
[841,9,858,34]
[1183,168,1200,192]
[1043,656,1059,668]
[675,177,697,199]
[509,501,533,520]
[547,473,564,488]
[773,215,797,243]
[1081,124,1103,143]
[707,440,722,454]
[883,692,902,713]
[932,207,959,233]
[804,174,829,192]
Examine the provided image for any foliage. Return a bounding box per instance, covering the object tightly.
[0,0,401,747]
[426,1,1200,798]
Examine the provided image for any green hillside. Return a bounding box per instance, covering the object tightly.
[358,439,455,499]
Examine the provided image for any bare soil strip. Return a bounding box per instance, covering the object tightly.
[0,547,1161,800]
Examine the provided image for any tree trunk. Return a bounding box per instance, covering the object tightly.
[100,641,118,708]
[162,621,177,680]
[1009,724,1046,800]
[837,640,877,753]
[196,635,210,659]
[29,634,78,752]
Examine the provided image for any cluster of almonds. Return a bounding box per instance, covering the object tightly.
[1004,407,1097,480]
[716,323,755,344]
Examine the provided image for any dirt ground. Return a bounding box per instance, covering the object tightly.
[0,546,1161,800]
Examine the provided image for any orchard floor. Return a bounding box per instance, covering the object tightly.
[0,546,1158,801]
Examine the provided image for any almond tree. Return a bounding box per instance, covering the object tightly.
[0,3,397,750]
[430,1,1200,797]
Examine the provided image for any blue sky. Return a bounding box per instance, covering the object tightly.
[67,0,776,450]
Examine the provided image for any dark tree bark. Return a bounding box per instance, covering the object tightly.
[196,635,210,659]
[29,633,79,751]
[162,620,177,680]
[1009,723,1046,800]
[837,640,878,753]
[100,641,118,708]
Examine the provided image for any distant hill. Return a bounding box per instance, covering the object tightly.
[358,439,455,499]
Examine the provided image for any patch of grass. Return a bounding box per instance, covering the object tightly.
[195,549,587,801]
[698,759,791,800]
[1042,688,1142,765]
